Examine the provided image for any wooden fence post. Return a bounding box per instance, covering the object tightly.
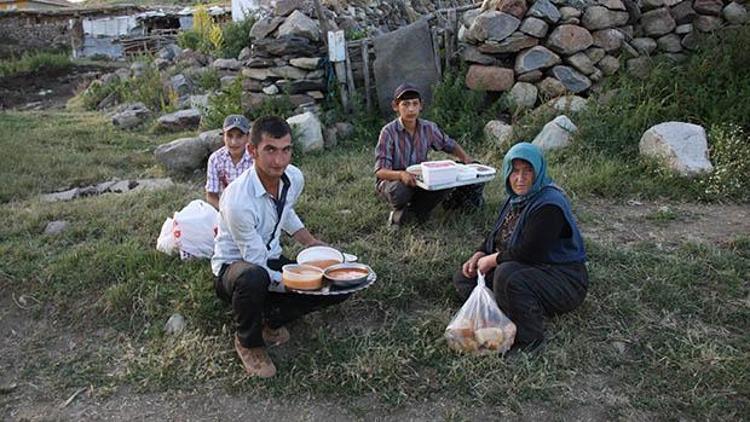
[362,40,372,112]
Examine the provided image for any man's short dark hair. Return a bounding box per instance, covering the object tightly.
[395,90,421,104]
[250,115,292,146]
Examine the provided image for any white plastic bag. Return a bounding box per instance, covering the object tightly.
[156,217,178,255]
[172,200,219,260]
[445,272,517,354]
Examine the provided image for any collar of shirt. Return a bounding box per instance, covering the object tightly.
[219,146,252,166]
[396,117,421,133]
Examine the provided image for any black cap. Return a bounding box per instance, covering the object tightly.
[393,83,421,101]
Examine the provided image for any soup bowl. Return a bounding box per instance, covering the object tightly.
[282,264,324,290]
[323,263,372,288]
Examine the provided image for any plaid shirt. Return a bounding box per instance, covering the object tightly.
[205,146,253,194]
[374,118,457,176]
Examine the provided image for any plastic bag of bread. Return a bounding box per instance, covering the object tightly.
[445,272,517,354]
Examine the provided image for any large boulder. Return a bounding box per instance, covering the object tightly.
[467,11,521,43]
[693,0,724,16]
[592,28,624,52]
[639,122,713,176]
[528,0,561,23]
[532,115,578,151]
[465,65,515,91]
[515,46,561,74]
[250,16,285,40]
[211,58,242,71]
[289,57,321,70]
[723,2,749,24]
[111,102,151,130]
[670,1,697,24]
[157,109,202,132]
[566,52,597,74]
[597,55,621,75]
[694,15,723,32]
[277,10,321,41]
[484,120,514,147]
[537,77,567,98]
[546,25,594,55]
[519,17,549,38]
[154,137,211,173]
[641,8,676,36]
[287,112,324,152]
[631,37,658,55]
[509,82,538,109]
[582,6,630,30]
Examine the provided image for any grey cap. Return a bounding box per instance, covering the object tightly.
[222,114,250,134]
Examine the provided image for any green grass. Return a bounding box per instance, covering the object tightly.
[0,51,72,78]
[1,109,748,418]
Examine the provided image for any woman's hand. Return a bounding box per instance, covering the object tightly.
[477,253,499,275]
[462,251,486,278]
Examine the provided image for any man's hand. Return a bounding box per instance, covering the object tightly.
[399,170,417,187]
[462,251,486,278]
[477,253,499,275]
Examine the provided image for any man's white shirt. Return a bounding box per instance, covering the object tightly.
[211,164,305,292]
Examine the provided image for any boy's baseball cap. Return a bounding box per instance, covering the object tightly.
[222,114,251,134]
[393,83,421,101]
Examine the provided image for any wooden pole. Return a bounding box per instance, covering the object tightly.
[334,61,349,111]
[344,44,356,106]
[362,40,372,112]
[312,0,329,47]
[431,27,442,77]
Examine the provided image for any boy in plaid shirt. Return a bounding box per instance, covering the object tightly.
[205,115,254,209]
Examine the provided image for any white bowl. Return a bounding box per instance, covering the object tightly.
[296,246,344,269]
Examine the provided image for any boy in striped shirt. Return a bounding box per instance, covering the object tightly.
[205,115,254,209]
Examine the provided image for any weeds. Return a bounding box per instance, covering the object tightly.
[0,51,72,78]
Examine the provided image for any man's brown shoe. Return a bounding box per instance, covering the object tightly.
[262,325,290,346]
[234,336,276,378]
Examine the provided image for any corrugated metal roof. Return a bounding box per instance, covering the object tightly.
[0,0,72,7]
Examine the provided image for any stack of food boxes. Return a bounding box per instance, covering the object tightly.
[421,160,458,186]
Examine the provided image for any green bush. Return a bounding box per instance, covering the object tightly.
[81,64,176,112]
[196,67,221,92]
[177,30,203,52]
[221,16,255,59]
[0,51,71,78]
[246,94,296,121]
[202,77,244,129]
[701,124,750,202]
[424,69,509,146]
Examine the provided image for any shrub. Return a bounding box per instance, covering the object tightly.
[0,51,71,78]
[201,77,244,129]
[221,15,255,59]
[196,68,221,91]
[81,64,176,112]
[177,30,202,51]
[701,124,750,202]
[246,95,296,121]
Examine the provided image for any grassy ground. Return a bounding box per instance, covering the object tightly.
[1,106,748,419]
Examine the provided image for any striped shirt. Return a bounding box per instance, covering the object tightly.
[374,118,457,175]
[205,146,253,194]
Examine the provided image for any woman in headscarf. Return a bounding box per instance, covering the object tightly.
[453,142,588,352]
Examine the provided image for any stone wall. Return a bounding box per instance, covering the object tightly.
[458,0,749,106]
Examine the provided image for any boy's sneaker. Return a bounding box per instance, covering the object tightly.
[262,325,290,346]
[234,336,276,378]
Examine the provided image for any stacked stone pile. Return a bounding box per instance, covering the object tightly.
[459,0,748,107]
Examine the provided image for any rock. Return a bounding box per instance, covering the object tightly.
[157,44,181,61]
[459,45,498,65]
[250,16,284,40]
[559,6,582,20]
[242,92,269,113]
[334,122,354,139]
[642,0,664,8]
[164,313,186,335]
[566,52,597,74]
[657,33,683,52]
[154,137,210,173]
[236,47,252,62]
[662,52,689,62]
[465,65,515,91]
[96,92,118,110]
[477,32,539,53]
[153,58,170,70]
[674,23,693,34]
[546,24,594,55]
[639,122,713,176]
[484,120,514,147]
[599,0,627,11]
[323,126,338,149]
[241,68,273,81]
[724,2,749,24]
[694,15,723,32]
[537,77,567,98]
[514,46,561,73]
[306,69,324,79]
[520,17,549,37]
[275,79,326,94]
[589,67,604,82]
[212,58,241,71]
[462,8,482,27]
[254,35,315,56]
[130,62,147,78]
[621,41,641,57]
[169,74,193,97]
[518,70,544,82]
[245,58,275,68]
[532,115,577,150]
[626,56,652,78]
[275,0,304,16]
[631,37,658,54]
[114,68,131,80]
[112,102,151,130]
[287,112,324,152]
[493,0,529,18]
[483,29,540,50]
[220,75,237,89]
[199,129,224,153]
[592,28,624,51]
[612,341,627,354]
[641,8,676,36]
[289,57,321,70]
[44,220,69,235]
[157,109,202,132]
[585,46,607,63]
[551,65,592,93]
[99,72,119,86]
[597,55,621,75]
[670,1,697,24]
[270,65,308,80]
[681,31,701,50]
[693,0,723,15]
[582,6,630,30]
[277,10,321,42]
[177,49,208,67]
[263,84,280,95]
[41,188,80,202]
[528,0,561,23]
[546,95,589,112]
[467,11,521,42]
[188,94,209,110]
[509,82,538,109]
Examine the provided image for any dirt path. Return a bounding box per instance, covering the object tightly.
[2,200,748,420]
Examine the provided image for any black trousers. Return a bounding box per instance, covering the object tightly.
[215,256,350,348]
[453,261,588,347]
[377,180,449,219]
